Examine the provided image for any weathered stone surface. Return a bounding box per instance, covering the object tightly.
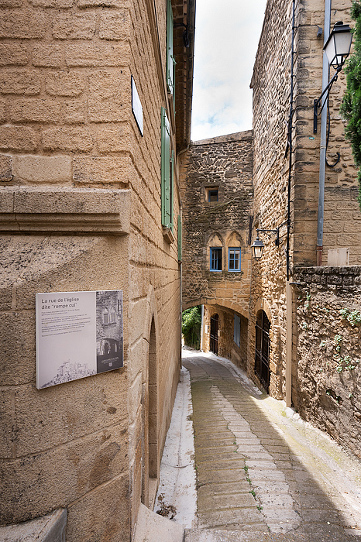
[294,266,361,458]
[0,1,192,539]
[180,132,253,368]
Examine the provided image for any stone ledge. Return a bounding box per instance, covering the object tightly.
[0,187,130,234]
[162,225,175,244]
[0,508,66,542]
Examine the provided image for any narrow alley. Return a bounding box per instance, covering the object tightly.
[150,348,361,542]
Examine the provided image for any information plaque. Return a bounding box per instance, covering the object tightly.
[36,290,123,389]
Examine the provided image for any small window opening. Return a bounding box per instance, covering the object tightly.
[207,189,218,202]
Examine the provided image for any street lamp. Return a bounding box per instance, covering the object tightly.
[323,21,352,69]
[251,227,280,260]
[251,235,265,260]
[313,21,352,134]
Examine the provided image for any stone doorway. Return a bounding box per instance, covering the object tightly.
[210,313,219,355]
[255,310,270,392]
[142,318,158,509]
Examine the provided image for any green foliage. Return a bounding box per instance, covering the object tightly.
[182,306,201,349]
[339,307,361,326]
[332,333,360,371]
[341,1,361,208]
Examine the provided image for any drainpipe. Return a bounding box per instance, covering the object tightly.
[316,0,331,266]
[200,304,204,351]
[285,0,296,408]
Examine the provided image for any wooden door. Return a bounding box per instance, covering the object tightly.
[210,313,219,355]
[255,310,270,392]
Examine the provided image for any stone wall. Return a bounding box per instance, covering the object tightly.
[181,132,254,319]
[0,0,191,539]
[201,305,248,371]
[250,0,361,404]
[249,0,293,398]
[294,266,361,458]
[292,0,360,266]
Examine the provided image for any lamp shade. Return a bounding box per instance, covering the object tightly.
[323,21,352,69]
[251,237,264,260]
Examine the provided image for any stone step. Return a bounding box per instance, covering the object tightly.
[133,504,184,542]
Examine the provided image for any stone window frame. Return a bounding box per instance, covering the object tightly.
[228,247,241,272]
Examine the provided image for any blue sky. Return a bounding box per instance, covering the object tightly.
[191,0,268,141]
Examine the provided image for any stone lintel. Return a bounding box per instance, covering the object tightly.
[0,187,131,234]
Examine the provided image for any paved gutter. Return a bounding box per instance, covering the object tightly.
[155,348,361,542]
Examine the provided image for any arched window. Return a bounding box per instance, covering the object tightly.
[208,233,224,272]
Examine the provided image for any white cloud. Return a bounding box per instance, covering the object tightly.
[191,0,267,141]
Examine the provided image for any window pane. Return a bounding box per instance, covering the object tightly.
[208,189,218,202]
[228,248,240,271]
[210,247,222,271]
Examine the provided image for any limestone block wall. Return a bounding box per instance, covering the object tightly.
[0,0,185,540]
[127,0,182,531]
[292,0,360,266]
[250,0,293,398]
[181,132,254,321]
[201,305,248,371]
[294,266,361,458]
[250,0,361,401]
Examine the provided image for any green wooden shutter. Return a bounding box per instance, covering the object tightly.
[166,0,175,95]
[170,150,174,229]
[177,214,182,261]
[161,107,172,229]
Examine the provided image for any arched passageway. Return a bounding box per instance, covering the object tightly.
[142,318,158,508]
[210,313,219,354]
[255,310,270,392]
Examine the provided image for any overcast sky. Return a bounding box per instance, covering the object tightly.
[191,0,268,141]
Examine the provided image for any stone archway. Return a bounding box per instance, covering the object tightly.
[255,310,271,392]
[141,318,159,509]
[210,313,219,354]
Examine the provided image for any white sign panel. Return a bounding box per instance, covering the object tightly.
[36,290,123,389]
[132,76,143,136]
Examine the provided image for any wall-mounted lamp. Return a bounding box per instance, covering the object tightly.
[251,227,280,260]
[313,21,352,134]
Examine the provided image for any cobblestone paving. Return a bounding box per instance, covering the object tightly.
[183,351,361,542]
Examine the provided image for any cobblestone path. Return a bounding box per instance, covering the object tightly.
[183,350,361,542]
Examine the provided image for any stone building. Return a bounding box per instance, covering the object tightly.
[250,0,361,457]
[180,132,254,370]
[0,0,195,540]
[181,0,361,458]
